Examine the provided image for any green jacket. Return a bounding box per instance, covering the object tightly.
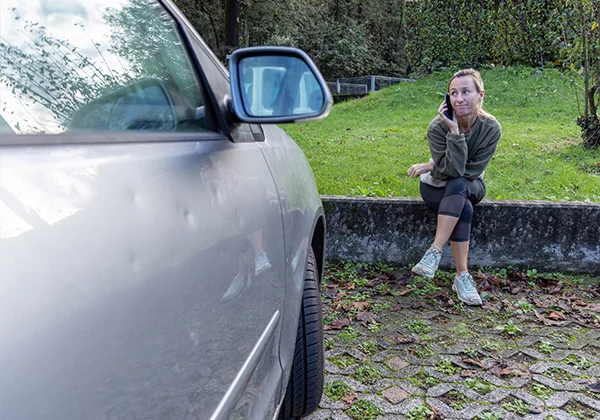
[422,115,501,187]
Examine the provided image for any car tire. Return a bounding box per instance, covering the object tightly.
[279,247,324,419]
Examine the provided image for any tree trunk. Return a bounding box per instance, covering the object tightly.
[225,0,239,53]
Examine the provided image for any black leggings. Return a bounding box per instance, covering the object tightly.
[420,177,486,242]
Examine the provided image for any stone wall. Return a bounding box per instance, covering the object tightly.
[322,196,600,274]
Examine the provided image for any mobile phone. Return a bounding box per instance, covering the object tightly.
[444,93,453,120]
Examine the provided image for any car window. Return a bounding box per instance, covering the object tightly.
[0,0,217,135]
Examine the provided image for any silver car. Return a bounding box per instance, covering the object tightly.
[0,0,332,419]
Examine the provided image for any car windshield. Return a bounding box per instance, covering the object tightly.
[0,0,214,134]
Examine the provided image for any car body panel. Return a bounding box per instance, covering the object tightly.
[0,138,287,419]
[0,0,327,418]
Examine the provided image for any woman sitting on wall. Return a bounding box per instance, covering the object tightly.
[407,68,502,306]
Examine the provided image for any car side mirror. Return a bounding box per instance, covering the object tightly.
[228,47,333,124]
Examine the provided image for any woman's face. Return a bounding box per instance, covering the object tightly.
[448,76,484,118]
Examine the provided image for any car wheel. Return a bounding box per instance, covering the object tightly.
[279,247,324,419]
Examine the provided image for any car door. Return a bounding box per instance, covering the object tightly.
[0,1,285,419]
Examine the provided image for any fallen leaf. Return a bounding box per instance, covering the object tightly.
[324,318,351,330]
[357,310,378,325]
[460,370,474,377]
[398,287,413,296]
[345,283,356,290]
[547,310,567,321]
[353,301,370,311]
[535,312,567,326]
[544,285,563,294]
[498,367,513,377]
[513,368,532,378]
[387,335,415,345]
[462,358,485,369]
[342,392,358,404]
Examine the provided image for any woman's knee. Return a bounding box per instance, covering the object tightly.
[460,199,474,223]
[444,177,470,197]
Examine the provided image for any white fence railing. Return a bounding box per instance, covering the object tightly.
[327,75,415,96]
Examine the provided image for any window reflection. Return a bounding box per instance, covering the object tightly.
[0,0,214,135]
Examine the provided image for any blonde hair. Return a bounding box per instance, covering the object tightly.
[448,68,496,120]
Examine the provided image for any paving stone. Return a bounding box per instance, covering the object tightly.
[381,386,410,405]
[313,266,600,419]
[384,356,409,371]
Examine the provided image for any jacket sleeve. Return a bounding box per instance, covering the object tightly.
[427,118,468,180]
[464,121,502,179]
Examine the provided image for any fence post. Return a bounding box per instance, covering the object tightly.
[371,76,375,92]
[336,79,340,95]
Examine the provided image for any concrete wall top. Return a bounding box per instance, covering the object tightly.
[322,196,600,275]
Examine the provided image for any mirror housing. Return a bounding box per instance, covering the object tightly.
[229,47,332,124]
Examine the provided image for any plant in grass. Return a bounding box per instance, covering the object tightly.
[435,358,461,375]
[352,291,371,302]
[407,369,440,389]
[367,321,386,333]
[407,404,435,420]
[442,390,470,410]
[411,343,435,359]
[374,261,393,272]
[345,399,384,420]
[352,278,370,288]
[324,338,335,351]
[532,382,554,400]
[479,338,506,352]
[324,312,339,325]
[410,277,442,297]
[515,300,535,313]
[564,354,594,369]
[358,340,380,356]
[496,319,522,336]
[406,319,432,335]
[564,400,599,419]
[464,347,479,358]
[372,302,390,313]
[501,397,531,415]
[539,340,555,355]
[339,326,360,342]
[464,378,495,395]
[328,355,358,369]
[374,283,391,295]
[452,322,476,338]
[324,380,352,401]
[352,363,382,385]
[544,367,575,383]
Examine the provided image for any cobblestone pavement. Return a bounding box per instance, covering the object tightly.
[306,263,600,420]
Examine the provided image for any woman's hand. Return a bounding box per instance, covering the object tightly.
[438,100,459,134]
[407,162,433,178]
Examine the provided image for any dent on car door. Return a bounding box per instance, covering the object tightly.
[0,1,285,419]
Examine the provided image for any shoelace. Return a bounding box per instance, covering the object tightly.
[422,249,439,266]
[457,275,476,292]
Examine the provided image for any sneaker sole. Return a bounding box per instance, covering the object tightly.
[411,265,435,279]
[452,283,482,306]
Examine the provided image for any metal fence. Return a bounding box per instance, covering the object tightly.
[327,75,415,97]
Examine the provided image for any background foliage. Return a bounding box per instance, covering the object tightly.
[174,0,599,146]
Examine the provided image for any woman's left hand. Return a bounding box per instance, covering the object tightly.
[407,162,433,178]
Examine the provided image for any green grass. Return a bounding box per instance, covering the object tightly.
[283,66,600,202]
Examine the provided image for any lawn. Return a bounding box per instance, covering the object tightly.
[283,66,600,202]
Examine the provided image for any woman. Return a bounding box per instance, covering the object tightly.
[407,68,501,306]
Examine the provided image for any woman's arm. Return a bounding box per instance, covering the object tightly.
[428,119,468,179]
[407,161,434,178]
